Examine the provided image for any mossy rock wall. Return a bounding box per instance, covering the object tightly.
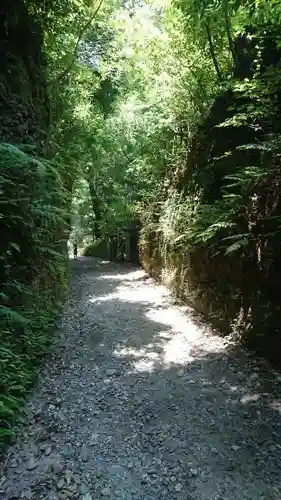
[0,2,68,449]
[0,0,48,146]
[140,25,281,368]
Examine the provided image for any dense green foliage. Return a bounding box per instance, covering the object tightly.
[0,0,79,447]
[0,144,68,445]
[66,0,281,365]
[0,0,120,447]
[2,0,281,447]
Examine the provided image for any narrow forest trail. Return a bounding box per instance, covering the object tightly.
[1,258,281,500]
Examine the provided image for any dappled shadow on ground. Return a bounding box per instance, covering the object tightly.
[69,257,281,499]
[2,257,281,500]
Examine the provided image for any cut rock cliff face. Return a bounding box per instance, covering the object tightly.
[140,25,281,367]
[0,0,48,146]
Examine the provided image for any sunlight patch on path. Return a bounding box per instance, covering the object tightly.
[90,265,281,415]
[2,260,281,500]
[107,270,227,372]
[89,271,168,305]
[97,269,147,281]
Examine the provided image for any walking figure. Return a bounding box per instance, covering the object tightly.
[73,243,78,259]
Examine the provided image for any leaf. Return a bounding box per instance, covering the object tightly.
[223,233,250,242]
[174,234,187,242]
[0,306,28,325]
[225,239,248,255]
[9,385,25,393]
[9,242,20,252]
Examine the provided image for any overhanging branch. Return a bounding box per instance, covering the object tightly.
[47,0,103,87]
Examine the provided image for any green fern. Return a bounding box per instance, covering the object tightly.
[0,142,69,450]
[0,306,28,325]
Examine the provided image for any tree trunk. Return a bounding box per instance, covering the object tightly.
[88,180,102,240]
[205,23,222,81]
[223,0,236,65]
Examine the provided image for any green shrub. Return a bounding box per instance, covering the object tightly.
[140,27,281,367]
[82,239,108,258]
[0,143,69,450]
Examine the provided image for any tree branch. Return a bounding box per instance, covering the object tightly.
[47,0,103,87]
[223,0,236,65]
[205,22,222,81]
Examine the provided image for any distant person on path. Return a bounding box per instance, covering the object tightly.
[73,243,78,259]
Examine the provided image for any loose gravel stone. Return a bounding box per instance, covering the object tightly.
[190,469,198,477]
[101,487,111,496]
[210,448,218,455]
[57,478,65,490]
[1,258,281,500]
[105,369,117,376]
[21,489,33,499]
[80,484,89,494]
[26,460,37,471]
[175,483,183,492]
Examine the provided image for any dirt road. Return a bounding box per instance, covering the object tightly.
[1,258,281,499]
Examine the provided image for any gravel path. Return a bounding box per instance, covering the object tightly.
[1,257,281,500]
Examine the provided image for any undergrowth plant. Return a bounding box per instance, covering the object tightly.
[140,19,281,364]
[0,143,69,450]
